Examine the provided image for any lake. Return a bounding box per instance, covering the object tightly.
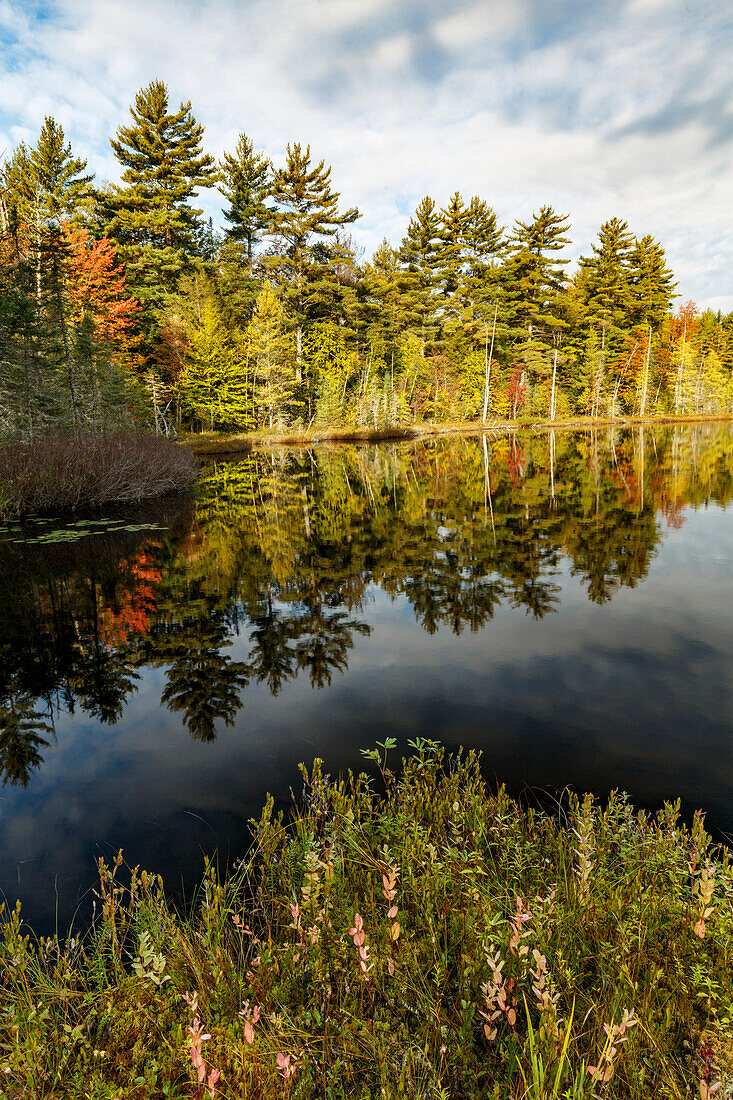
[1,424,732,934]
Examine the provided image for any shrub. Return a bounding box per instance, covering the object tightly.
[0,430,198,517]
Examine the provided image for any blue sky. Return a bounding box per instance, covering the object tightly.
[1,0,731,310]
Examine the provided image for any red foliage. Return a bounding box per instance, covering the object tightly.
[506,362,526,419]
[99,546,163,647]
[62,223,140,349]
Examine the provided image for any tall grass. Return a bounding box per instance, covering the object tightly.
[1,743,731,1098]
[0,431,198,518]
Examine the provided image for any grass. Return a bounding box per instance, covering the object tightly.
[1,742,732,1098]
[0,431,199,518]
[182,413,733,455]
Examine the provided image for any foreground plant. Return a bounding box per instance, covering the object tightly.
[1,745,732,1098]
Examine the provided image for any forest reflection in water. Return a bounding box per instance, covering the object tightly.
[1,424,732,929]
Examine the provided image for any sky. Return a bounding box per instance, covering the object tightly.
[0,0,731,311]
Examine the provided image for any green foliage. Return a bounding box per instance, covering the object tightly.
[102,80,217,326]
[219,131,271,263]
[2,747,731,1098]
[179,297,251,431]
[246,282,300,428]
[0,91,730,438]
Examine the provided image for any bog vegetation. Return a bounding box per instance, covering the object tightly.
[0,431,197,518]
[1,80,732,441]
[1,743,731,1098]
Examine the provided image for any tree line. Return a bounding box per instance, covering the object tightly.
[1,78,732,437]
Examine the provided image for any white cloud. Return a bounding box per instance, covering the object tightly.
[0,0,731,310]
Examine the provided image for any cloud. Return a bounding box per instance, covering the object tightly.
[0,0,731,310]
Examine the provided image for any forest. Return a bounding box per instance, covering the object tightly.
[1,79,732,440]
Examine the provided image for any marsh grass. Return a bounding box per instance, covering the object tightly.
[1,743,732,1098]
[0,431,199,518]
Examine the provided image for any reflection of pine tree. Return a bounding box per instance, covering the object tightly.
[162,639,248,742]
[71,647,140,724]
[0,694,53,787]
[293,606,370,689]
[247,589,296,696]
[158,606,249,742]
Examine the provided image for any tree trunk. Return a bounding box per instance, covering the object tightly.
[482,303,497,423]
[550,347,558,420]
[638,327,652,419]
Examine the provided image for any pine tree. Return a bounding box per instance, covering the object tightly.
[103,80,216,328]
[397,195,442,345]
[219,132,271,262]
[179,298,250,431]
[576,218,634,351]
[437,192,468,305]
[2,118,93,422]
[627,234,677,328]
[504,206,571,340]
[502,207,571,406]
[267,143,359,364]
[3,117,92,232]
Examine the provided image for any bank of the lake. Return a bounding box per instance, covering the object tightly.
[1,746,731,1099]
[182,412,733,455]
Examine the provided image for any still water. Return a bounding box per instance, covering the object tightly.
[1,425,732,933]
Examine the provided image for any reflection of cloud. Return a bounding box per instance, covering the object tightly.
[1,0,731,308]
[2,502,733,934]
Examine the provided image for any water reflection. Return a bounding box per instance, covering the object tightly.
[1,425,733,930]
[1,426,732,783]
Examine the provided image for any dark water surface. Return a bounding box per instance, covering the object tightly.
[1,425,732,933]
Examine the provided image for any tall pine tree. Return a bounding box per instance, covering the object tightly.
[267,143,359,367]
[103,81,216,336]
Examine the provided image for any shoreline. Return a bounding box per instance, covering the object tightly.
[1,747,730,1097]
[182,412,733,455]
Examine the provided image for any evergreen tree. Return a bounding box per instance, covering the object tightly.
[2,117,92,234]
[576,217,634,351]
[219,132,271,262]
[103,80,216,330]
[2,119,93,422]
[267,143,359,363]
[503,206,571,341]
[397,195,442,345]
[437,192,469,305]
[627,234,677,328]
[179,298,250,431]
[246,282,299,428]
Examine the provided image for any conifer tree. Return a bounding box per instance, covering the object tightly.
[179,298,249,431]
[503,206,571,340]
[397,196,442,345]
[501,207,571,410]
[219,132,271,262]
[3,119,93,421]
[437,192,469,304]
[246,282,299,428]
[103,81,216,326]
[361,238,403,362]
[576,218,634,351]
[267,143,359,364]
[627,235,677,328]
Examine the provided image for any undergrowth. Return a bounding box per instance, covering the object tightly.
[0,431,198,518]
[1,742,732,1098]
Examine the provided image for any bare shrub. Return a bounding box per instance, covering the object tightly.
[0,431,199,517]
